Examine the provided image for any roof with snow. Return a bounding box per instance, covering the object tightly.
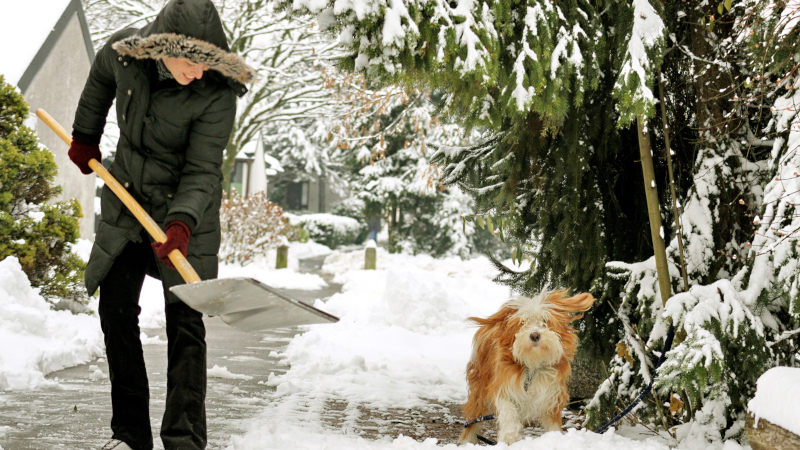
[238,138,284,174]
[0,0,94,91]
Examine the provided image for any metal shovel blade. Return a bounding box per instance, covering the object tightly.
[170,277,339,332]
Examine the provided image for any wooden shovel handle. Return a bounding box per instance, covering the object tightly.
[36,109,201,284]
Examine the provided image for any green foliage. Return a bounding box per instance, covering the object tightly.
[0,75,87,305]
[280,0,655,131]
[610,0,665,126]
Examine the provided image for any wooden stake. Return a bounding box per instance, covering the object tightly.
[276,245,288,269]
[365,247,376,270]
[637,115,672,307]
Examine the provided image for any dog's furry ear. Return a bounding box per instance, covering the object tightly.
[546,291,595,322]
[468,304,518,328]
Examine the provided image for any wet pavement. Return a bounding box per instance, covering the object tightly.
[0,255,342,450]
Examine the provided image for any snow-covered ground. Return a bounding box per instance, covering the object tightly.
[0,257,104,391]
[0,240,790,450]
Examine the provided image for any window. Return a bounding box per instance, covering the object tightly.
[286,181,309,210]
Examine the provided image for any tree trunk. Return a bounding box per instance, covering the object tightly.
[222,136,238,194]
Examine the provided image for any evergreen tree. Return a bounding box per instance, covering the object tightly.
[586,2,794,439]
[273,0,799,440]
[0,76,88,306]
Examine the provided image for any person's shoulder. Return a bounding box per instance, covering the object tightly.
[107,28,140,45]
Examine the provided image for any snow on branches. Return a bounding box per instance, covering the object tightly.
[278,0,619,129]
[612,0,665,126]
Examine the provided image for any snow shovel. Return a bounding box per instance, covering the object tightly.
[36,109,339,331]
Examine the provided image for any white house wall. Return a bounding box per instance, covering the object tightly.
[24,13,95,239]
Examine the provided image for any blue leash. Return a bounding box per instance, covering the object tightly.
[464,323,676,445]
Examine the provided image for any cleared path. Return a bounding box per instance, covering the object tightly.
[0,255,341,450]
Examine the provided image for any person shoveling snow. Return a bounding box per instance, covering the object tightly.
[66,0,255,448]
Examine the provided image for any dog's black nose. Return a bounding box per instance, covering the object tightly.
[530,331,540,342]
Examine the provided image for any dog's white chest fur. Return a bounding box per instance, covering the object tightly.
[511,365,562,422]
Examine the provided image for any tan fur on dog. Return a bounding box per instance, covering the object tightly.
[459,290,594,445]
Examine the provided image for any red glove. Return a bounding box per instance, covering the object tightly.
[152,221,191,269]
[68,138,102,175]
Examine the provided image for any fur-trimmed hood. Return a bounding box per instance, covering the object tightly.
[111,0,255,86]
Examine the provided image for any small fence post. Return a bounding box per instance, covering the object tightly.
[364,240,376,270]
[276,245,288,269]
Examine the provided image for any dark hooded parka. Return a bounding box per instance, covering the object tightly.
[73,0,255,300]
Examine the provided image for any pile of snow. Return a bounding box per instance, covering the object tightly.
[230,426,675,450]
[88,364,107,381]
[264,255,509,409]
[287,240,333,260]
[321,247,500,279]
[748,366,800,435]
[287,213,361,233]
[292,213,365,245]
[229,251,753,450]
[140,331,166,345]
[0,257,104,390]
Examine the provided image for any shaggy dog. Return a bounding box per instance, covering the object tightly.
[458,290,595,445]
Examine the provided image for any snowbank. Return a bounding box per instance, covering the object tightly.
[286,213,367,248]
[0,257,104,390]
[288,240,333,260]
[228,420,672,450]
[288,213,362,236]
[322,247,499,279]
[748,366,800,435]
[265,256,509,408]
[221,250,749,450]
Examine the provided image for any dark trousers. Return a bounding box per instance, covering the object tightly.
[99,232,207,450]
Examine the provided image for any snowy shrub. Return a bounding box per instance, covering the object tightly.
[585,260,775,440]
[331,198,370,243]
[219,191,298,264]
[295,213,366,249]
[0,76,87,307]
[331,197,366,221]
